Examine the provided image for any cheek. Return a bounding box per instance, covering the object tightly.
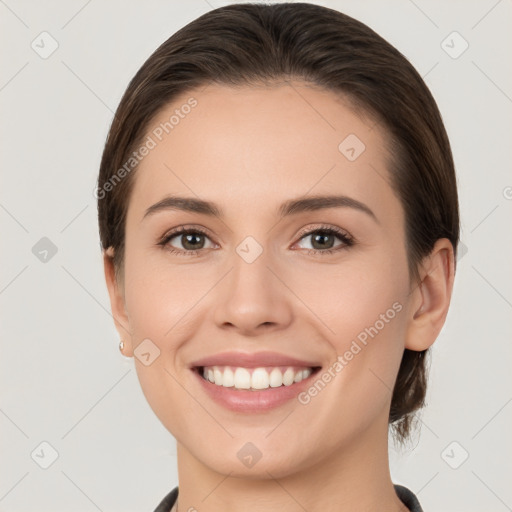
[123,243,207,340]
[122,252,203,436]
[290,256,409,437]
[121,247,220,428]
[290,245,408,343]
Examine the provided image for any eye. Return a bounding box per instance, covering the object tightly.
[157,224,354,257]
[158,225,216,256]
[293,225,353,255]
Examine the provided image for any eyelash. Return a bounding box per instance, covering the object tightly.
[157,224,354,257]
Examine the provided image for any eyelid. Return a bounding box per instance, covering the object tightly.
[294,223,353,243]
[159,224,213,243]
[160,223,352,242]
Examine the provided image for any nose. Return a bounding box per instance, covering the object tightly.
[213,246,293,336]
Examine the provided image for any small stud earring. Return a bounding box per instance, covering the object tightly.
[119,340,125,352]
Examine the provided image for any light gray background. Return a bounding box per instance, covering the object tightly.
[1,1,511,511]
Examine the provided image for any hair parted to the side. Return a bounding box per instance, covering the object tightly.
[97,2,459,444]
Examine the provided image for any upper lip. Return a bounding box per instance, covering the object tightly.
[190,351,321,369]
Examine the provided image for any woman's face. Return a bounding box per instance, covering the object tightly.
[111,82,416,477]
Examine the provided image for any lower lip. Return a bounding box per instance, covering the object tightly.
[192,368,320,412]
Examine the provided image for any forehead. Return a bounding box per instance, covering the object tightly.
[127,82,400,224]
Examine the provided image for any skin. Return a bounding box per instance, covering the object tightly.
[104,81,455,512]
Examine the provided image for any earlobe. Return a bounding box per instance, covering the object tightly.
[405,238,455,351]
[103,247,133,356]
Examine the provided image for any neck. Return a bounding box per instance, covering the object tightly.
[173,413,406,512]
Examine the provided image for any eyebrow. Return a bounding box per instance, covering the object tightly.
[142,194,378,223]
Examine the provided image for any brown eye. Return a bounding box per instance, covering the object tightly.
[309,231,337,250]
[294,226,353,255]
[176,232,207,250]
[159,227,216,255]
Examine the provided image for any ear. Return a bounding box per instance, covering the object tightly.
[405,238,456,351]
[103,247,134,357]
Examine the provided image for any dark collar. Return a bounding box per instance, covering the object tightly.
[153,484,424,512]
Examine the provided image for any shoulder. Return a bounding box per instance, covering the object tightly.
[153,486,178,512]
[394,484,424,512]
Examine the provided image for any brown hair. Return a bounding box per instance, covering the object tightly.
[97,2,459,444]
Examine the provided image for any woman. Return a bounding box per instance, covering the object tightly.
[97,3,458,511]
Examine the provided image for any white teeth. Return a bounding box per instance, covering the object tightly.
[282,368,295,386]
[222,367,234,387]
[293,368,313,383]
[251,368,269,390]
[213,368,223,385]
[201,365,313,390]
[233,367,251,389]
[269,368,283,387]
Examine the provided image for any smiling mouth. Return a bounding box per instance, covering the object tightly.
[194,365,322,391]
